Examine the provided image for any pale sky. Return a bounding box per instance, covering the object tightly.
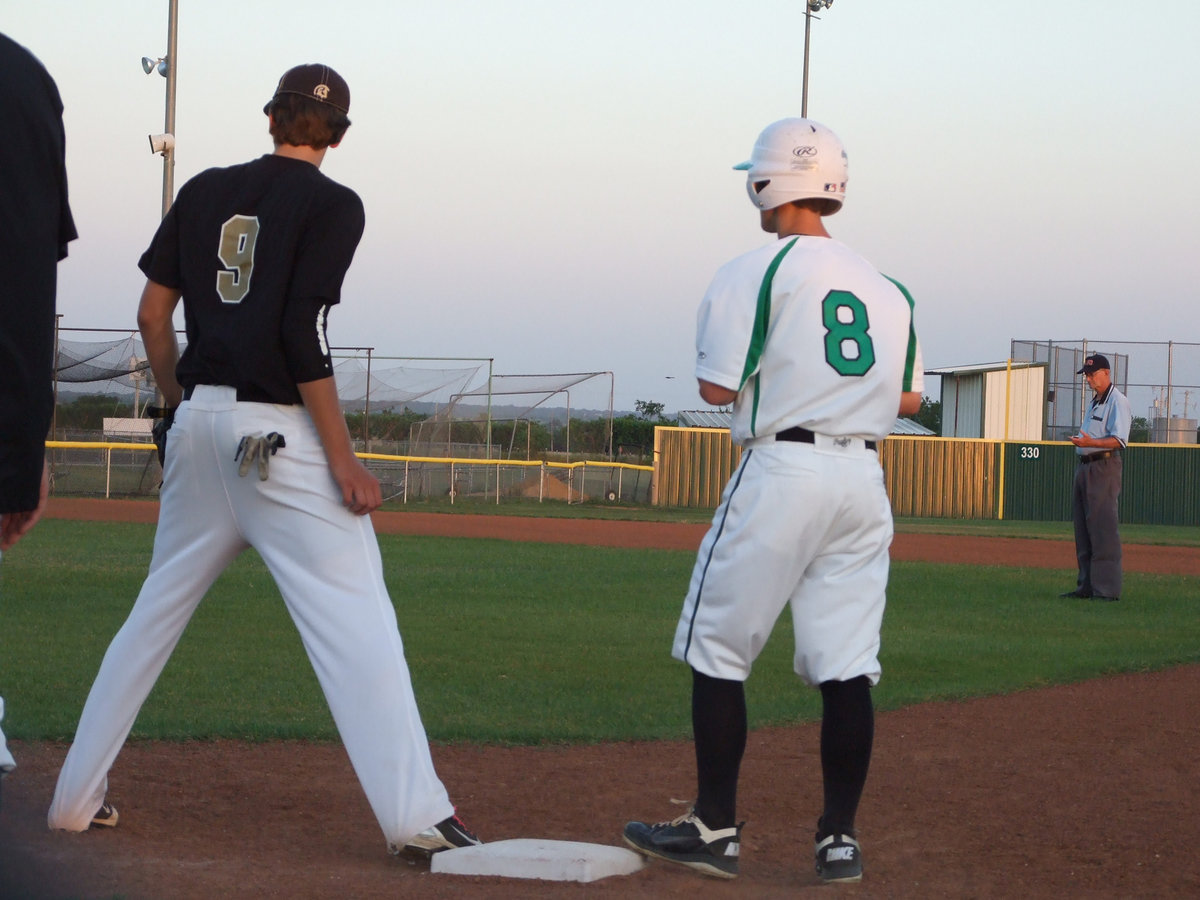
[6,1,1199,415]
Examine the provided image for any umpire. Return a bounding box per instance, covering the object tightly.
[1060,354,1131,602]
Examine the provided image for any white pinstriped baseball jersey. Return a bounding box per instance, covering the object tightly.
[695,235,923,445]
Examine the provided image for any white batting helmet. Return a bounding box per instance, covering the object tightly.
[733,118,847,213]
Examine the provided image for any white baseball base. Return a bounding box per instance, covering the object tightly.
[430,839,645,883]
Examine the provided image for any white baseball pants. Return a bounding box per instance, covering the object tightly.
[0,697,15,775]
[673,437,893,686]
[48,386,453,847]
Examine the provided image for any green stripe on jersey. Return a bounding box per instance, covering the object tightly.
[884,275,919,393]
[740,237,799,436]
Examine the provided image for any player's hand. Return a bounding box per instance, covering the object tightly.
[1,461,50,551]
[330,455,382,516]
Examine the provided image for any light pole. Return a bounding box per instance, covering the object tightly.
[802,0,834,117]
[140,0,179,415]
[142,0,179,217]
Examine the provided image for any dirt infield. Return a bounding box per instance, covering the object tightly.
[1,499,1196,898]
[37,497,1200,575]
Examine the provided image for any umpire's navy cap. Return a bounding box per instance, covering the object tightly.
[1077,353,1111,374]
[265,64,350,114]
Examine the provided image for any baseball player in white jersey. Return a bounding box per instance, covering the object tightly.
[47,64,479,859]
[624,118,923,885]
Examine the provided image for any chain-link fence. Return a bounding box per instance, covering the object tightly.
[1012,339,1200,442]
[45,441,653,506]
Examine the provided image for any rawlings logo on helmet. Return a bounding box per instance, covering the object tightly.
[793,145,818,158]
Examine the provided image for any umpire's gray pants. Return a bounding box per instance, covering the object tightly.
[1071,454,1123,598]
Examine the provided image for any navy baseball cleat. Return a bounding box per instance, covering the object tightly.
[398,810,481,857]
[815,832,863,883]
[623,808,741,879]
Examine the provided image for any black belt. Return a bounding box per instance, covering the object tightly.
[1079,450,1116,464]
[776,426,877,452]
[182,385,294,405]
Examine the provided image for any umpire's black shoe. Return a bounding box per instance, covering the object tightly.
[815,832,863,883]
[623,808,741,879]
[1058,588,1092,598]
[397,810,481,857]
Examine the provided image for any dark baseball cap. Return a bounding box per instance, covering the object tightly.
[264,64,350,114]
[1077,353,1111,374]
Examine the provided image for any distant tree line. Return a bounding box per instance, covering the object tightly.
[54,394,137,431]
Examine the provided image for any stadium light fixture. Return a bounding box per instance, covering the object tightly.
[141,56,168,77]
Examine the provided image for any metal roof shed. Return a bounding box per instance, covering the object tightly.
[928,361,1047,440]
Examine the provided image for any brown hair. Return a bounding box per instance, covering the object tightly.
[792,197,841,216]
[266,93,351,149]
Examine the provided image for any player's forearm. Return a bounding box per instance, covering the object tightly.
[0,461,49,550]
[898,392,921,416]
[136,281,183,406]
[297,376,381,515]
[296,376,358,466]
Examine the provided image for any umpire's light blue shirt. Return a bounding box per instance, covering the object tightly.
[1078,384,1132,456]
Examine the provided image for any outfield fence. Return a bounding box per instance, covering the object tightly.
[44,441,653,506]
[46,432,1200,524]
[653,428,1200,525]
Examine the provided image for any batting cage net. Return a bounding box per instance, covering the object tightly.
[409,372,615,460]
[1011,338,1200,443]
[56,334,156,410]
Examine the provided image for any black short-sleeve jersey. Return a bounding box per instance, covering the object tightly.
[0,34,77,454]
[138,154,365,405]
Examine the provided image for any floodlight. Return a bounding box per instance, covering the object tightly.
[141,56,168,77]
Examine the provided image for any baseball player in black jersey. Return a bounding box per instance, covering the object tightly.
[49,64,479,857]
[1,30,78,808]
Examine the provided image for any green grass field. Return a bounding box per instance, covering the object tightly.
[1,518,1196,745]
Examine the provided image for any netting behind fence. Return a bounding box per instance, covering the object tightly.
[55,332,491,414]
[53,332,618,460]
